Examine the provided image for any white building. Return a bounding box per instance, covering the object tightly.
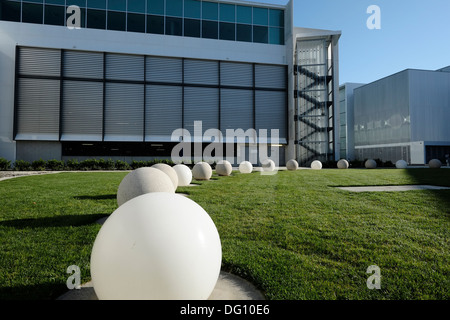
[0,0,341,166]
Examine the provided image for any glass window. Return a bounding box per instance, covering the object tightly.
[127,0,145,13]
[24,0,43,3]
[253,7,267,26]
[184,18,200,38]
[147,14,164,34]
[0,1,21,22]
[88,0,106,9]
[22,3,43,24]
[219,3,234,22]
[68,0,86,8]
[219,22,235,41]
[269,27,284,45]
[45,0,66,5]
[165,16,182,36]
[44,5,65,26]
[253,25,268,43]
[107,10,125,30]
[202,20,217,39]
[147,0,163,15]
[202,1,217,21]
[87,9,106,29]
[236,23,251,42]
[236,5,251,24]
[107,0,125,11]
[184,0,200,19]
[165,0,182,17]
[269,9,283,27]
[127,13,145,32]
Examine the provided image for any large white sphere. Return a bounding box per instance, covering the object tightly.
[428,159,442,169]
[172,164,193,187]
[311,160,322,170]
[215,160,232,176]
[91,193,222,300]
[261,159,276,172]
[365,159,377,169]
[152,163,179,189]
[337,159,349,169]
[395,160,408,169]
[239,161,253,174]
[192,162,213,180]
[286,159,299,171]
[117,167,175,207]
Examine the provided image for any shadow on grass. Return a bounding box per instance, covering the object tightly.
[74,194,116,200]
[0,213,109,229]
[0,282,68,300]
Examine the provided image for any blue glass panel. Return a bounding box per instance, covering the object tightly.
[67,0,86,7]
[184,0,200,19]
[236,5,251,24]
[88,0,106,10]
[147,0,164,15]
[45,0,65,5]
[127,0,145,13]
[269,27,284,45]
[219,3,234,22]
[107,0,125,11]
[253,7,267,26]
[166,0,182,17]
[269,9,283,27]
[202,1,217,21]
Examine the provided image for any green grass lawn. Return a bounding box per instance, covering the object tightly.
[0,168,449,300]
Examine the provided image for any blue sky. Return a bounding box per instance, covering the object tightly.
[247,0,450,85]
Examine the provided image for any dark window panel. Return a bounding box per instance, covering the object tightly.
[44,5,65,26]
[253,25,268,43]
[219,22,235,41]
[127,13,145,33]
[87,9,106,29]
[24,0,43,3]
[0,1,21,22]
[202,20,218,39]
[236,23,252,42]
[165,16,182,36]
[107,10,125,31]
[147,14,164,34]
[22,3,43,24]
[184,18,200,38]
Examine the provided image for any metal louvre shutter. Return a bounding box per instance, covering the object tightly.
[255,64,286,89]
[18,47,61,77]
[220,62,253,87]
[61,80,103,141]
[146,56,182,83]
[16,78,60,140]
[184,87,219,141]
[63,50,104,79]
[104,83,144,141]
[184,59,219,85]
[105,53,144,81]
[220,88,254,138]
[255,90,287,143]
[145,85,182,142]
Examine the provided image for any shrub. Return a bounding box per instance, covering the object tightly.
[115,160,131,170]
[65,159,80,170]
[13,160,31,171]
[0,158,11,170]
[31,159,46,171]
[130,160,147,170]
[46,159,65,171]
[79,159,100,170]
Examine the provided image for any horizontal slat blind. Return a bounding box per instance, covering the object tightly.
[61,80,103,141]
[105,53,144,81]
[63,50,104,79]
[220,62,253,87]
[15,78,60,140]
[104,83,144,141]
[220,88,253,133]
[255,90,287,143]
[146,56,182,83]
[184,59,219,85]
[255,64,286,89]
[184,87,219,141]
[18,47,61,77]
[145,85,182,142]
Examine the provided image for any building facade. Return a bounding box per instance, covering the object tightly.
[0,0,341,166]
[353,67,450,165]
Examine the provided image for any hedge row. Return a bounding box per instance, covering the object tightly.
[0,158,175,171]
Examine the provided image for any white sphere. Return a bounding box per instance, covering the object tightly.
[286,159,298,171]
[311,160,322,170]
[172,164,193,187]
[91,193,222,300]
[428,159,442,169]
[261,159,276,172]
[395,160,408,169]
[117,167,175,207]
[365,159,377,169]
[151,163,179,189]
[337,159,349,169]
[239,161,253,174]
[192,162,213,180]
[215,160,232,176]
